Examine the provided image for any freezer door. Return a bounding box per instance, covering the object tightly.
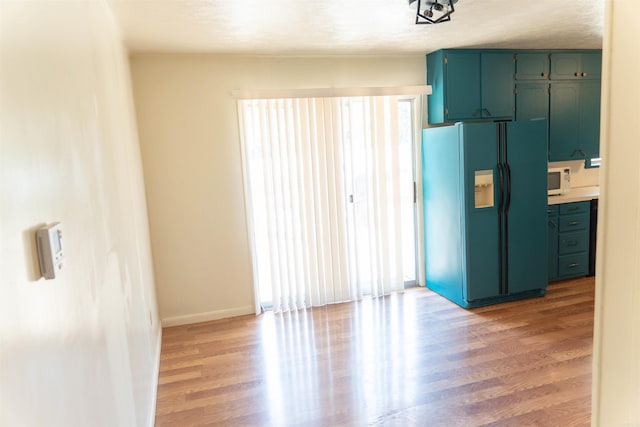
[504,120,549,293]
[422,126,467,305]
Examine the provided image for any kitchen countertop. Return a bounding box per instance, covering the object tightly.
[548,185,600,205]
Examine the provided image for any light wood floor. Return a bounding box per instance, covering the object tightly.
[156,277,594,426]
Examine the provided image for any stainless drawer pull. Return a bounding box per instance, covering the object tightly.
[569,206,579,211]
[568,263,580,268]
[567,241,579,246]
[568,221,580,225]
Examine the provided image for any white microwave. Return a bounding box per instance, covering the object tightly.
[548,167,571,196]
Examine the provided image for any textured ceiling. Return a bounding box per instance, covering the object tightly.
[109,0,605,55]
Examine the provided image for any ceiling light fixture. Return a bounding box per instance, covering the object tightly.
[408,0,457,24]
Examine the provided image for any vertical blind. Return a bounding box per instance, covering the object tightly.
[238,95,414,313]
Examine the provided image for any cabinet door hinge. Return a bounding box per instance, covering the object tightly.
[514,73,518,80]
[514,87,518,95]
[444,57,448,65]
[445,107,449,116]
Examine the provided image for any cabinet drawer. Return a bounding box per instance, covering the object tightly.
[558,253,589,277]
[559,201,589,215]
[559,231,589,255]
[559,213,589,232]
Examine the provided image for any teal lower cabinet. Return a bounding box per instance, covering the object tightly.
[548,206,559,281]
[548,201,591,281]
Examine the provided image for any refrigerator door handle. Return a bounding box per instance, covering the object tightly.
[497,163,505,212]
[505,162,512,214]
[497,162,504,295]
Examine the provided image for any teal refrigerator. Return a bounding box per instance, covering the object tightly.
[422,120,548,308]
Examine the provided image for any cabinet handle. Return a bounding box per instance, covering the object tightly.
[582,72,588,77]
[567,241,579,246]
[541,72,548,78]
[569,206,579,211]
[569,221,581,225]
[568,263,580,268]
[483,108,492,117]
[574,72,580,77]
[549,219,557,228]
[570,149,586,158]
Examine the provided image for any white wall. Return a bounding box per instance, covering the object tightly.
[592,0,640,425]
[130,55,426,325]
[0,2,160,426]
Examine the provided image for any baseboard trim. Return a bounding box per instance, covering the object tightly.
[148,327,162,427]
[161,306,255,327]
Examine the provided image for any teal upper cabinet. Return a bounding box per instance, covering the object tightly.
[549,83,580,160]
[481,53,516,119]
[513,50,602,164]
[549,81,601,162]
[515,82,549,122]
[550,52,602,80]
[550,53,581,79]
[426,49,602,166]
[441,51,481,121]
[515,53,550,80]
[580,53,603,80]
[426,50,514,124]
[579,81,602,162]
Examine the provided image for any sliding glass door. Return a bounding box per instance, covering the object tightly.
[238,95,419,312]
